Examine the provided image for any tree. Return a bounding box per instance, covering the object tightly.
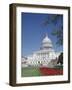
[57,52,63,65]
[43,14,63,46]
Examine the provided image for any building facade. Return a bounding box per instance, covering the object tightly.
[22,34,59,67]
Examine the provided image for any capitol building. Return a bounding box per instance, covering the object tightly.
[22,34,60,67]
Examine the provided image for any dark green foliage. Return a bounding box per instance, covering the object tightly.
[43,14,63,46]
[57,52,63,65]
[51,26,63,46]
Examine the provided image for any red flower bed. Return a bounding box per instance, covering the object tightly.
[40,67,63,76]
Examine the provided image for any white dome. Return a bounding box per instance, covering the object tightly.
[41,34,53,49]
[42,35,52,44]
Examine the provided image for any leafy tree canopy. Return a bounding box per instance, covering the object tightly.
[43,14,63,46]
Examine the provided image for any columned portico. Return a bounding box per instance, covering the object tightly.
[22,34,57,67]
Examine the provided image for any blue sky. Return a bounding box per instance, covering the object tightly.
[21,12,63,57]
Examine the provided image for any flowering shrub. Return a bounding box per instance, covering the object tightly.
[40,67,63,75]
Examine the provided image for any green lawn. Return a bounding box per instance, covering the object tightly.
[21,67,41,77]
[21,66,63,77]
[54,65,63,70]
